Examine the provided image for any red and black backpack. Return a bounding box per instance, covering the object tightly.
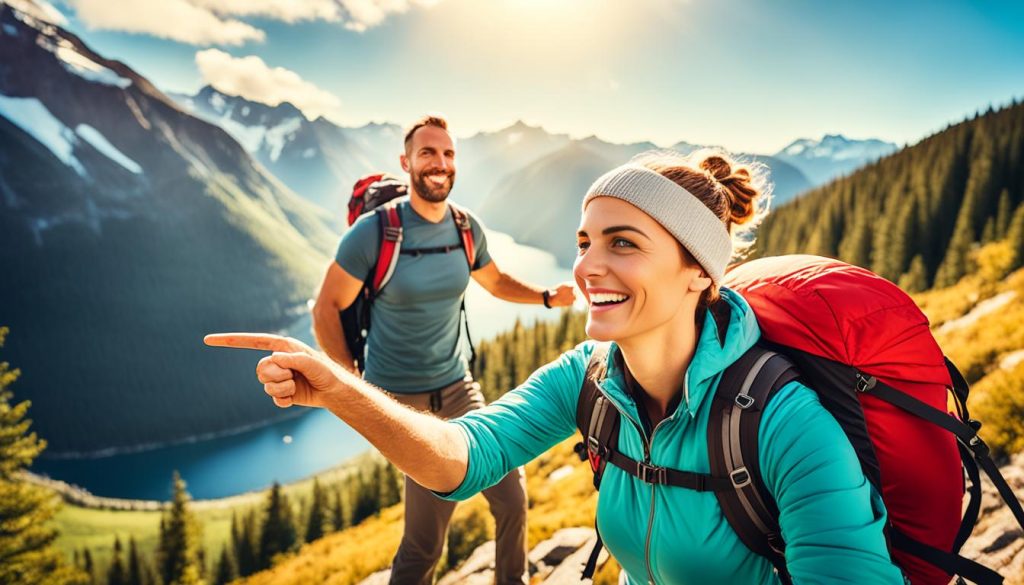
[341,173,477,373]
[575,254,1024,585]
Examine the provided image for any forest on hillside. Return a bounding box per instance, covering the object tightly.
[755,101,1024,292]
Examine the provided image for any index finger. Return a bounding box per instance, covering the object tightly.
[204,333,296,352]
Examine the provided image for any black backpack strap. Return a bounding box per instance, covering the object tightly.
[575,342,614,581]
[854,363,1019,584]
[709,346,799,585]
[575,342,616,488]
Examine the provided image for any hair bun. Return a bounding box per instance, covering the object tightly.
[699,155,732,182]
[699,155,759,226]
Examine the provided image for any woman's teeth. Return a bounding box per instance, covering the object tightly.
[591,293,629,306]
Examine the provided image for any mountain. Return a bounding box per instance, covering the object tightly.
[0,2,338,453]
[453,120,574,209]
[175,85,403,215]
[475,139,815,266]
[774,134,898,185]
[478,142,616,265]
[756,102,1024,291]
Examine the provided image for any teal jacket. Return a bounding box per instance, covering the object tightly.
[441,288,905,584]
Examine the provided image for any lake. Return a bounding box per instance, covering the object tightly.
[32,230,576,501]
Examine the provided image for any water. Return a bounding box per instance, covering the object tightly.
[32,230,575,501]
[32,409,371,501]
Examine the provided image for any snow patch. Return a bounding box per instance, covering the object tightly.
[507,131,522,145]
[54,42,131,88]
[265,116,301,162]
[75,124,142,174]
[1000,350,1024,372]
[783,142,808,156]
[547,465,574,484]
[209,91,226,113]
[218,115,267,153]
[301,147,317,159]
[6,0,65,25]
[241,105,250,117]
[0,94,85,176]
[938,291,1018,334]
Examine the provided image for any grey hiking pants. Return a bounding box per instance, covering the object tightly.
[387,376,529,585]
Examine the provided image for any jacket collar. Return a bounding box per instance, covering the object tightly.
[601,287,760,419]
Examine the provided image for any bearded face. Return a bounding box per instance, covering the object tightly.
[402,125,457,203]
[411,164,455,202]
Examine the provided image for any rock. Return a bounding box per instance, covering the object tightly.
[362,527,612,585]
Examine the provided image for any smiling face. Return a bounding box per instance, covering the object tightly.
[573,197,712,344]
[401,125,456,203]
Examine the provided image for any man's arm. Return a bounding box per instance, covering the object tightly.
[471,261,575,307]
[311,262,364,371]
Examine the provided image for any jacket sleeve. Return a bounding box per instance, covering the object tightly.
[758,381,906,584]
[435,342,591,501]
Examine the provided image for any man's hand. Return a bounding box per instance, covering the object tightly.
[547,282,577,307]
[204,333,352,409]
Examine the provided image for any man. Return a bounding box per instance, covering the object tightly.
[312,115,575,584]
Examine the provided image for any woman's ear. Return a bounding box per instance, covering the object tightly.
[688,270,713,293]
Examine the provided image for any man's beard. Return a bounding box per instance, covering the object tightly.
[412,169,454,203]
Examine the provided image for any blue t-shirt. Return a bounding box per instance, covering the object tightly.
[335,199,492,393]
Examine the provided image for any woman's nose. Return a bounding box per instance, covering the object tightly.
[573,247,606,281]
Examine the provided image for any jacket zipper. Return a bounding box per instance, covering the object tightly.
[599,380,681,585]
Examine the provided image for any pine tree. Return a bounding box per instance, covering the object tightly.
[331,488,347,532]
[157,471,204,585]
[0,327,84,585]
[232,509,259,578]
[304,478,329,543]
[996,188,1013,240]
[1008,202,1024,271]
[107,537,128,585]
[899,255,929,293]
[258,482,298,569]
[213,544,237,585]
[127,537,147,585]
[83,549,94,584]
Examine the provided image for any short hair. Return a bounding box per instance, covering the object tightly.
[404,115,449,152]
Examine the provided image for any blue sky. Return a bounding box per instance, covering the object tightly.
[48,0,1024,153]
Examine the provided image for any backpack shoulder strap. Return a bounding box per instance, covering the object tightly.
[574,342,616,490]
[369,200,403,295]
[448,203,476,270]
[575,341,616,582]
[708,344,799,584]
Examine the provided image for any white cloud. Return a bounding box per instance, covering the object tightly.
[195,49,343,121]
[63,0,445,45]
[189,0,342,24]
[337,0,442,32]
[67,0,264,46]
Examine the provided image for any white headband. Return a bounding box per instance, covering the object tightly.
[582,164,733,285]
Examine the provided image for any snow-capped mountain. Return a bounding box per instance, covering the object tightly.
[0,1,337,453]
[774,134,898,185]
[175,86,402,214]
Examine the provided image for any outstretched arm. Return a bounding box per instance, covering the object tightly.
[471,261,575,306]
[204,334,468,493]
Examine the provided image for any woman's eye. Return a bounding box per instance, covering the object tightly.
[612,238,636,249]
[576,240,590,252]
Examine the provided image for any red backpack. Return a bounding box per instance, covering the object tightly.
[575,254,1024,584]
[340,174,477,373]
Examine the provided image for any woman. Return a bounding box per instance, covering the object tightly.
[207,151,904,584]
